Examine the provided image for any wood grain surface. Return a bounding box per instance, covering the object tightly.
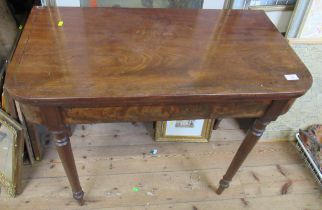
[19,100,270,124]
[5,7,312,106]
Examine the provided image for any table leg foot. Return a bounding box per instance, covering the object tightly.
[73,190,85,206]
[216,179,230,194]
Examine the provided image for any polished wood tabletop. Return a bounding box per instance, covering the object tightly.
[6,7,311,106]
[4,7,312,205]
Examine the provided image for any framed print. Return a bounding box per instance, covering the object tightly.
[155,119,214,142]
[0,109,24,197]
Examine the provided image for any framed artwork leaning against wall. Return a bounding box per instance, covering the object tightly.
[155,119,214,142]
[0,109,24,197]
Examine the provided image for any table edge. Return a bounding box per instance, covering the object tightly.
[5,86,311,107]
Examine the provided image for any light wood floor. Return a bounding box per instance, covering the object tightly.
[1,119,321,210]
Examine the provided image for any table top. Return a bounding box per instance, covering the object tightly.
[5,7,312,106]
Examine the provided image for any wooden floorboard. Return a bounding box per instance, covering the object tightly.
[1,120,321,209]
[23,141,302,179]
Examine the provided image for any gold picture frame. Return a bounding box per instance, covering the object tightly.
[155,119,214,142]
[0,109,24,197]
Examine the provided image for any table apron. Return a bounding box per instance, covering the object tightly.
[20,100,271,125]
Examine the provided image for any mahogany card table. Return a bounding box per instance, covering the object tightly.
[4,7,312,205]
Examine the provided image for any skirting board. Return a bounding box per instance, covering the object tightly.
[288,38,322,44]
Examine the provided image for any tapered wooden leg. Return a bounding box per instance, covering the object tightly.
[52,130,84,205]
[216,100,294,194]
[216,119,269,194]
[41,107,84,205]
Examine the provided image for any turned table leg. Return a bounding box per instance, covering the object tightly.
[216,119,269,194]
[52,130,84,205]
[41,107,84,205]
[216,100,292,194]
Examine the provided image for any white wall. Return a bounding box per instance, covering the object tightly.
[203,0,225,9]
[266,11,293,33]
[51,0,80,7]
[298,0,322,38]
